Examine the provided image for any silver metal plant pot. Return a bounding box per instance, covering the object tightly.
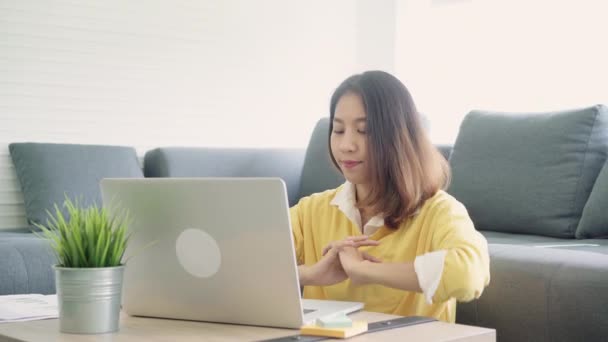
[54,265,125,334]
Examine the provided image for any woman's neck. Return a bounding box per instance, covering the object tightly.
[354,183,370,204]
[355,184,372,226]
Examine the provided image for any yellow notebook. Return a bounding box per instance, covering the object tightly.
[300,321,368,339]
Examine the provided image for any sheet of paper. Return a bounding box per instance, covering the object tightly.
[0,294,58,323]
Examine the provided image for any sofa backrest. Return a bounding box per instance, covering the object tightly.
[144,147,306,207]
[7,107,608,239]
[141,119,345,207]
[577,159,608,238]
[448,105,608,238]
[436,145,453,161]
[8,142,143,231]
[298,118,344,200]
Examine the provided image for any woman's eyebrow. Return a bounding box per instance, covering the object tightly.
[333,117,366,123]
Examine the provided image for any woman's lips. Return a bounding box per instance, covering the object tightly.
[342,161,362,169]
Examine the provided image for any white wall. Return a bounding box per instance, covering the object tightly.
[356,0,396,73]
[0,0,363,229]
[396,0,608,143]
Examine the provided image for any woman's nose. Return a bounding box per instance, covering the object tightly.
[339,133,357,152]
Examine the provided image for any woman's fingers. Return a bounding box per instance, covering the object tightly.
[345,235,371,242]
[322,241,347,256]
[352,240,380,248]
[362,252,382,263]
[322,237,380,256]
[322,240,356,256]
[343,236,379,248]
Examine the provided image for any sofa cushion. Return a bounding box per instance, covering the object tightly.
[481,231,608,255]
[577,160,608,238]
[9,143,143,231]
[143,147,306,206]
[298,118,344,199]
[449,105,608,238]
[481,231,577,245]
[457,244,608,342]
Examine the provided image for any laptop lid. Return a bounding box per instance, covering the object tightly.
[100,178,361,329]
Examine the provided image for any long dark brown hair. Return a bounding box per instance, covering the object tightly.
[329,71,450,229]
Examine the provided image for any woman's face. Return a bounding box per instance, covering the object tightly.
[330,92,370,185]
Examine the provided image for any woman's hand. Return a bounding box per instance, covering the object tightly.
[299,236,379,286]
[339,246,382,286]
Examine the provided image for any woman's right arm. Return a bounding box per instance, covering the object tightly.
[298,265,315,286]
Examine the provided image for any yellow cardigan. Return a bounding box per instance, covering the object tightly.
[290,186,490,322]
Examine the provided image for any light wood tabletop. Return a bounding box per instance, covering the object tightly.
[0,311,495,342]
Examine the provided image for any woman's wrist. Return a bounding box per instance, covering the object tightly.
[345,260,372,285]
[298,265,313,286]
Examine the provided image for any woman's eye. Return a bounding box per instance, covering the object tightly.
[357,129,366,134]
[332,130,344,134]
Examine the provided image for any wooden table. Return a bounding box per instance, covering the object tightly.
[0,311,495,342]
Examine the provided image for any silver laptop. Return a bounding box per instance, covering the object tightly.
[100,178,363,329]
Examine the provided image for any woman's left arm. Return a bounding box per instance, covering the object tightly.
[422,200,490,303]
[338,250,422,292]
[340,200,490,303]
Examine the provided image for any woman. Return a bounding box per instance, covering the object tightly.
[290,71,490,322]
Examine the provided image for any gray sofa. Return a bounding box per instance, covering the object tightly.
[2,105,608,342]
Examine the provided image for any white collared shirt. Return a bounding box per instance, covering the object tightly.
[330,181,447,304]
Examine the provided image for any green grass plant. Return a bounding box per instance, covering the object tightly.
[35,198,130,268]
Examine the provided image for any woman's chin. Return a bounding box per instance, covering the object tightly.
[342,174,366,185]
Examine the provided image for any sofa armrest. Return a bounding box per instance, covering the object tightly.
[0,236,56,295]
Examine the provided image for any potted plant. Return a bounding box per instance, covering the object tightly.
[36,198,130,334]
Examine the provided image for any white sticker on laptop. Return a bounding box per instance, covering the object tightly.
[175,228,221,278]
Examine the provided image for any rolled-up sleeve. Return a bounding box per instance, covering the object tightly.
[414,250,447,304]
[428,201,490,303]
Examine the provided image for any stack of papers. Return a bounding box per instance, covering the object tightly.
[0,294,58,323]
